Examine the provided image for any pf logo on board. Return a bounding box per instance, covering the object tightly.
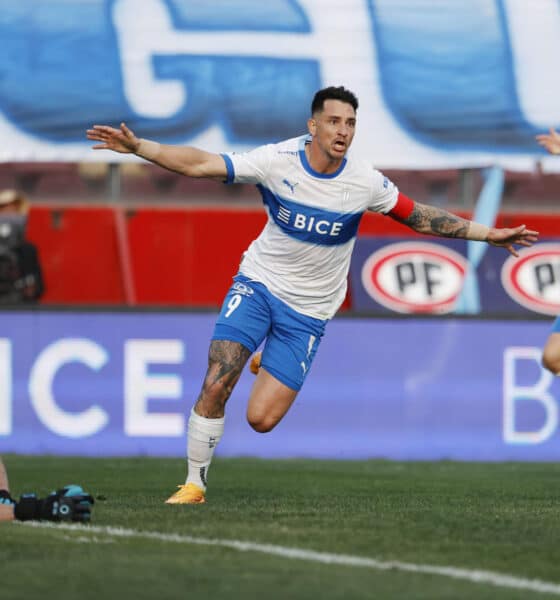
[501,244,560,316]
[361,242,468,314]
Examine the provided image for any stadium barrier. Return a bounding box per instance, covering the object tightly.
[26,205,560,310]
[0,310,557,461]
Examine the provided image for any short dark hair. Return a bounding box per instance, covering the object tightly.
[311,86,359,115]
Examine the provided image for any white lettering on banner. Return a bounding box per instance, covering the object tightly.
[0,339,11,435]
[111,0,371,120]
[124,340,184,437]
[29,339,109,438]
[503,0,560,127]
[503,346,558,444]
[112,0,315,118]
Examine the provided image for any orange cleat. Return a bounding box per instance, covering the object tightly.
[165,483,206,504]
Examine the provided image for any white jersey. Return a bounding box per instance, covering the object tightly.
[222,135,398,320]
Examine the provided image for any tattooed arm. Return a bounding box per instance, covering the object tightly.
[399,203,471,238]
[391,200,539,257]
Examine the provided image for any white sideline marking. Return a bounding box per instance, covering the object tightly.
[23,522,560,596]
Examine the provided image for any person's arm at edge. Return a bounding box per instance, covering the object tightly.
[387,192,539,258]
[536,128,560,155]
[0,458,14,521]
[0,503,13,521]
[86,122,229,181]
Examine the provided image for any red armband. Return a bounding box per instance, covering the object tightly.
[388,192,415,220]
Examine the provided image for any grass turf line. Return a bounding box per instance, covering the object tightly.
[1,455,560,599]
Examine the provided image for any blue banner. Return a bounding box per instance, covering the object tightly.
[0,311,558,460]
[1,0,559,170]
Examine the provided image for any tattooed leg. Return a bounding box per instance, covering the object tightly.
[194,340,251,418]
[167,340,252,495]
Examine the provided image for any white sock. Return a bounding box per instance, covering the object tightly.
[185,408,225,490]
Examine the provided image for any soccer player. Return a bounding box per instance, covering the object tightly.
[536,127,560,375]
[0,457,94,522]
[88,86,539,504]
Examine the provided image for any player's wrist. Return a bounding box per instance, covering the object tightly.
[136,138,161,161]
[467,222,490,241]
[13,494,42,521]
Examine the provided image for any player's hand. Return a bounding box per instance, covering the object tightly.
[40,485,95,522]
[487,225,539,257]
[86,122,139,154]
[15,484,95,522]
[536,128,560,155]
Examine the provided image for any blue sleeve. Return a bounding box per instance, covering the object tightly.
[220,153,235,184]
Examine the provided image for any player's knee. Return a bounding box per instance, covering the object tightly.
[246,412,278,433]
[542,349,560,375]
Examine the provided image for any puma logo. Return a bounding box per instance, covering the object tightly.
[283,178,299,194]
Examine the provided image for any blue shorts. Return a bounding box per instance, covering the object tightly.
[212,274,327,391]
[552,317,560,332]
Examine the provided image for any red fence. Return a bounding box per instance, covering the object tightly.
[26,205,559,307]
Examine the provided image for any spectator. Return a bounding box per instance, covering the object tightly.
[0,189,44,303]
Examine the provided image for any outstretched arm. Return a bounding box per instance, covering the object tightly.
[390,198,539,257]
[536,128,560,155]
[86,122,228,180]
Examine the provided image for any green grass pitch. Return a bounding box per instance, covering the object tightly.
[1,455,560,599]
